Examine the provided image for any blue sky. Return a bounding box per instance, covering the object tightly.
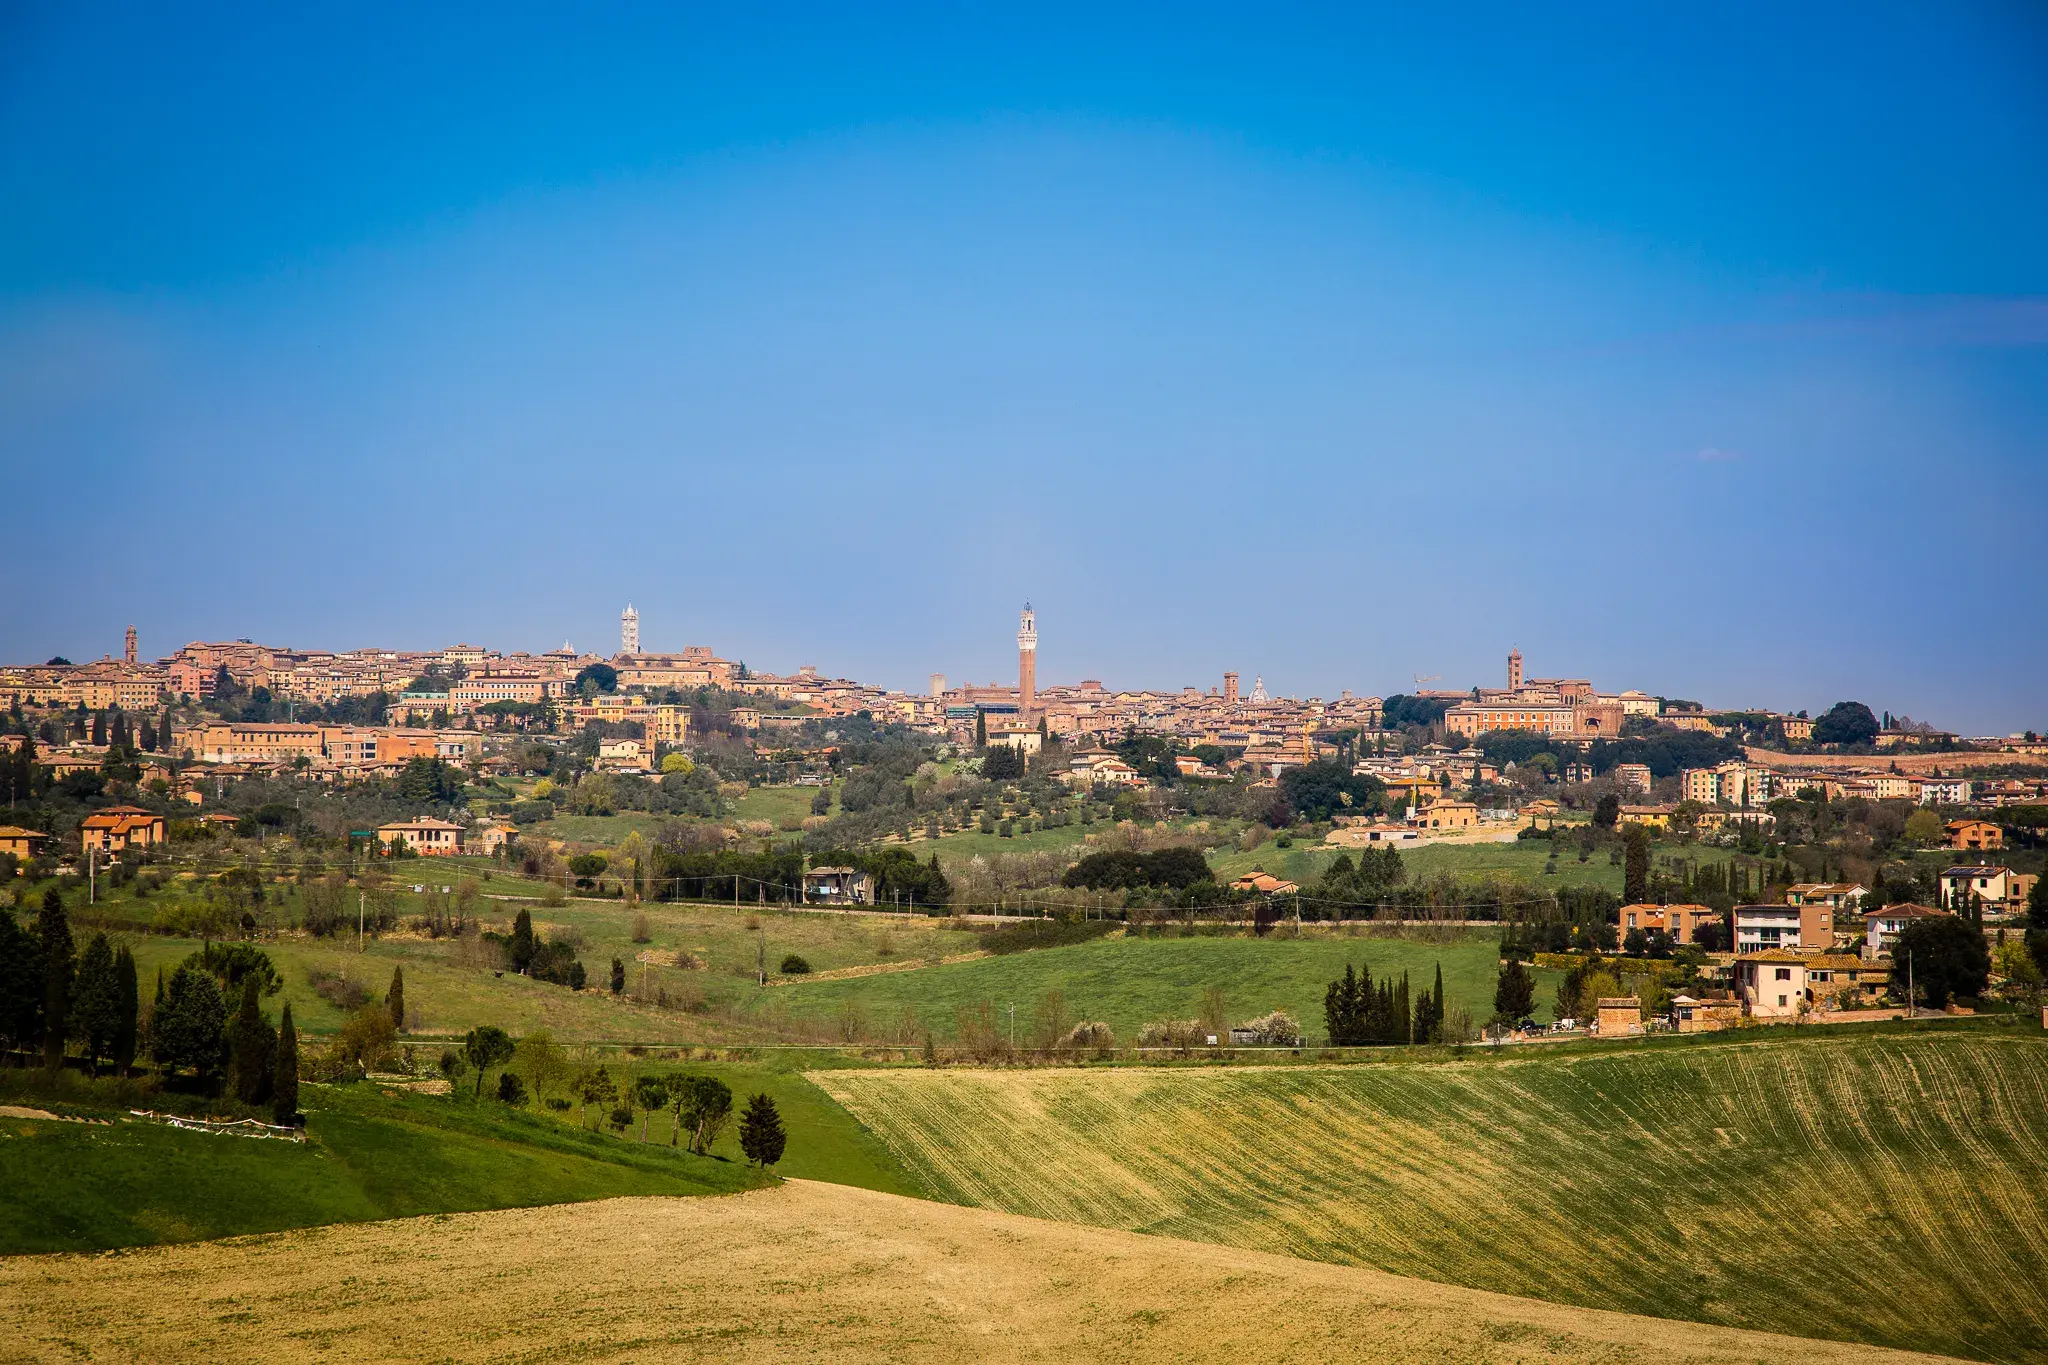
[3,3,2044,730]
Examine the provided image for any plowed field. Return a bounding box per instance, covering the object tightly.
[816,1031,2048,1363]
[0,1181,1967,1364]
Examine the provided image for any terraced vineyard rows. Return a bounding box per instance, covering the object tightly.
[816,1030,2048,1363]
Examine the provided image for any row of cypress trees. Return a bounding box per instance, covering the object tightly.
[1,889,299,1126]
[1323,960,1448,1045]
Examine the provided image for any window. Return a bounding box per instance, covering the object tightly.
[1774,968,1792,981]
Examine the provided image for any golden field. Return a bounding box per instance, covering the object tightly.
[0,1181,1969,1365]
[815,1030,2048,1363]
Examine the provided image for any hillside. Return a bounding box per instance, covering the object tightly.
[0,1182,1966,1365]
[761,928,1558,1039]
[816,1028,2048,1363]
[0,1083,764,1255]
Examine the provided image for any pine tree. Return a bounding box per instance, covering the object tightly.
[35,889,72,1071]
[71,933,122,1076]
[1324,961,1372,1046]
[1494,957,1535,1025]
[388,965,406,1032]
[112,946,139,1074]
[272,1003,300,1127]
[739,1092,787,1168]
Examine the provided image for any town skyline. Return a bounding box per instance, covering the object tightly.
[2,606,2023,742]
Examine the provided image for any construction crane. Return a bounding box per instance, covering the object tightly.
[1412,673,1441,692]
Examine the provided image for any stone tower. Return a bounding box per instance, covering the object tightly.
[124,625,137,665]
[621,604,640,656]
[1017,604,1037,715]
[1223,671,1240,705]
[1508,647,1523,692]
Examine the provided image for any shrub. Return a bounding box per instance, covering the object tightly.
[308,967,371,1012]
[1237,1010,1302,1046]
[1061,1021,1116,1057]
[327,1005,398,1077]
[1136,1018,1208,1052]
[497,1072,528,1105]
[630,911,651,943]
[779,954,812,975]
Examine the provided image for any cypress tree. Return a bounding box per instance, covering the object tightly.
[36,889,72,1071]
[510,910,536,973]
[1396,971,1412,1045]
[388,965,406,1032]
[71,933,121,1076]
[1623,825,1650,905]
[610,957,626,995]
[113,946,139,1074]
[228,975,273,1105]
[272,1003,300,1127]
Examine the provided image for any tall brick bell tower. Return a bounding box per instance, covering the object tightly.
[1017,603,1037,716]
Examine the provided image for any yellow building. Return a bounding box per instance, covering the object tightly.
[1417,798,1478,830]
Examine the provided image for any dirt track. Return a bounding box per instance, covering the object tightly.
[0,1181,1963,1363]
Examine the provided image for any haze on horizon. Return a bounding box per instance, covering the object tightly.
[2,4,2044,731]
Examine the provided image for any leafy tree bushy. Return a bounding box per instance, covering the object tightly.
[1061,847,1213,891]
[1891,915,1990,1008]
[152,967,228,1082]
[1381,695,1450,729]
[1279,760,1384,822]
[1309,847,1405,915]
[1813,701,1881,748]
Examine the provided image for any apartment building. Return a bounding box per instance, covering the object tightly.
[1734,901,1835,953]
[79,805,166,854]
[63,663,170,711]
[1619,902,1721,944]
[192,723,327,763]
[377,817,466,855]
[1939,865,2034,913]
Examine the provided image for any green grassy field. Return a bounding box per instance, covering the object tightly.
[0,1081,766,1255]
[755,928,1556,1040]
[817,1025,2048,1364]
[119,899,978,1043]
[531,1057,924,1198]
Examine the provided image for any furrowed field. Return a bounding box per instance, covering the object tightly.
[0,1183,1965,1365]
[817,1028,2048,1364]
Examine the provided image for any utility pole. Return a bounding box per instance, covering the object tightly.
[1009,1002,1016,1048]
[88,847,96,904]
[358,890,366,952]
[757,925,766,987]
[1907,949,1914,1020]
